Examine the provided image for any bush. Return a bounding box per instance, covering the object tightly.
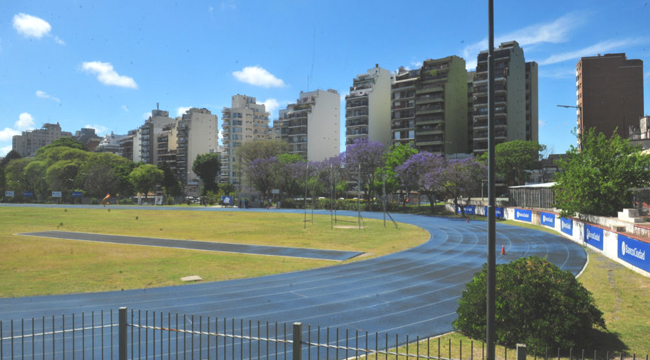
[118,198,134,205]
[452,256,605,353]
[90,198,100,205]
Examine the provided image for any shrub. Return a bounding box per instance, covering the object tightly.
[90,198,100,205]
[452,256,605,353]
[118,198,134,205]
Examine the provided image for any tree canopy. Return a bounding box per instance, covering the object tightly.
[479,140,545,185]
[129,164,163,199]
[192,153,221,194]
[453,256,605,353]
[553,128,650,217]
[35,137,88,157]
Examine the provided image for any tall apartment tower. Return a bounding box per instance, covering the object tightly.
[472,41,538,155]
[139,107,176,165]
[12,123,73,157]
[177,108,219,193]
[221,95,269,186]
[345,65,392,147]
[391,56,468,155]
[576,53,644,140]
[273,89,341,161]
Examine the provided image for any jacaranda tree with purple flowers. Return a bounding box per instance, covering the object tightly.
[342,138,385,202]
[246,156,279,201]
[440,158,487,217]
[396,152,445,212]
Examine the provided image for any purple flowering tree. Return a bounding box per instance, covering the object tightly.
[396,152,446,212]
[440,158,487,217]
[341,138,386,202]
[275,154,306,199]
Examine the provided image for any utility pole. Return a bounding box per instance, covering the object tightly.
[486,1,496,360]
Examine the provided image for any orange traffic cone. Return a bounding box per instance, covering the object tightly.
[501,244,506,255]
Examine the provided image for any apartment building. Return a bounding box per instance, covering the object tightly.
[221,95,269,186]
[472,41,538,155]
[177,108,219,193]
[391,56,468,155]
[576,53,644,140]
[273,89,341,161]
[139,107,176,165]
[345,65,392,147]
[12,122,73,157]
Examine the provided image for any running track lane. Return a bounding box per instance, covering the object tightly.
[0,205,587,344]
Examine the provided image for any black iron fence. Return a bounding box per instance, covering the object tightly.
[1,308,647,360]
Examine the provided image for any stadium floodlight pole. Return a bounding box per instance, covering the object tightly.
[557,104,583,150]
[486,1,496,360]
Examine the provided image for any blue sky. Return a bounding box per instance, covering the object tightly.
[1,0,649,157]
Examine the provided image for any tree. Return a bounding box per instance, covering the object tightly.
[342,137,386,202]
[84,163,120,198]
[129,164,163,202]
[374,142,418,203]
[236,140,290,165]
[24,160,50,201]
[35,137,88,157]
[192,153,221,194]
[246,157,278,201]
[453,256,605,353]
[1,150,23,167]
[46,160,83,202]
[395,152,445,212]
[275,153,307,199]
[159,162,183,199]
[440,158,487,217]
[553,128,650,217]
[479,140,545,185]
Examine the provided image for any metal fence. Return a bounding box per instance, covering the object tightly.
[1,308,647,360]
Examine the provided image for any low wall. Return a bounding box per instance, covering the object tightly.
[448,204,650,277]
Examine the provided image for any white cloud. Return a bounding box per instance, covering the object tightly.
[81,61,138,89]
[645,72,650,80]
[121,105,129,112]
[142,112,152,120]
[177,107,192,117]
[0,145,13,157]
[221,0,238,10]
[85,125,109,135]
[539,38,647,65]
[539,120,547,128]
[262,99,279,115]
[16,113,35,131]
[0,113,36,141]
[36,90,60,103]
[13,13,51,38]
[232,66,285,88]
[53,36,65,45]
[462,12,584,69]
[411,61,422,69]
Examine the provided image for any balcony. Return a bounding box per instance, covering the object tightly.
[346,128,368,136]
[346,119,369,127]
[416,84,444,94]
[416,105,443,115]
[416,95,444,104]
[346,101,368,108]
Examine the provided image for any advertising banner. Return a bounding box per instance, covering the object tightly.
[221,196,233,205]
[457,205,475,215]
[584,224,604,250]
[514,208,532,222]
[618,235,650,273]
[483,206,505,219]
[23,191,34,197]
[540,212,556,228]
[52,191,62,198]
[72,191,83,198]
[5,191,14,197]
[560,218,573,236]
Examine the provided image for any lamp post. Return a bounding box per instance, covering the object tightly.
[557,104,582,149]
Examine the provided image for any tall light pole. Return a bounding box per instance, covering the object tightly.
[486,1,496,360]
[557,104,582,149]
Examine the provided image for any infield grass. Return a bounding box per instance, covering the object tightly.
[0,206,427,298]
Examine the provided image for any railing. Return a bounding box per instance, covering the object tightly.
[1,309,647,360]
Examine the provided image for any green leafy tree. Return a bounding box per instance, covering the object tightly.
[553,128,650,217]
[46,160,83,202]
[129,164,163,202]
[35,137,88,157]
[24,160,50,201]
[453,256,605,353]
[83,163,120,198]
[159,162,183,199]
[373,142,418,202]
[236,140,290,165]
[479,140,545,185]
[1,150,23,167]
[219,182,236,196]
[192,153,221,194]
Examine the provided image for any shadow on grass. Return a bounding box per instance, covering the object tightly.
[589,329,629,353]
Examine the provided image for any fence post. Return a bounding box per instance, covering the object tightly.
[516,344,527,360]
[119,307,127,360]
[293,322,302,360]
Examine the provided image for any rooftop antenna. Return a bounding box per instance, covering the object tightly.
[157,102,159,110]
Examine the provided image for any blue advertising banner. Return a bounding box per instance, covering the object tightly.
[23,191,34,197]
[483,206,505,219]
[456,205,475,215]
[514,208,532,222]
[221,195,233,205]
[560,218,573,236]
[618,235,650,273]
[72,191,83,198]
[584,224,604,250]
[5,191,14,197]
[540,212,556,228]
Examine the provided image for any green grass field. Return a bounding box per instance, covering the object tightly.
[0,207,427,298]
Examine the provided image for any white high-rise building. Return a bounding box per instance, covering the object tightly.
[221,95,269,186]
[177,108,219,190]
[274,89,341,161]
[345,65,392,148]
